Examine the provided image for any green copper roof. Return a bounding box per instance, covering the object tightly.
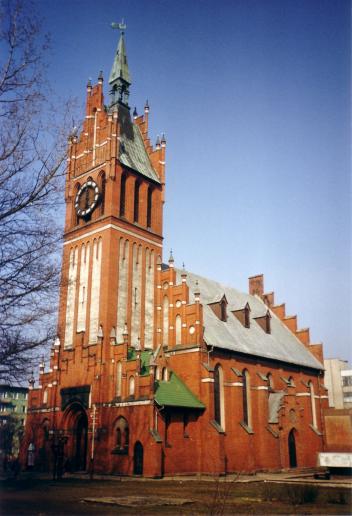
[117,104,161,183]
[127,349,152,376]
[154,372,205,409]
[109,32,131,85]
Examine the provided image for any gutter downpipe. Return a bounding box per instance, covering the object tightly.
[318,370,326,452]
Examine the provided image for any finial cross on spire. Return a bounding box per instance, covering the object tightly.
[111,19,126,34]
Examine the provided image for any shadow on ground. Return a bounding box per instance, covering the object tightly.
[1,473,351,515]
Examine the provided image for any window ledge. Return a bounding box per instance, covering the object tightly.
[231,367,243,378]
[210,420,225,434]
[149,428,162,443]
[202,362,214,373]
[240,421,254,434]
[309,424,322,436]
[266,425,279,438]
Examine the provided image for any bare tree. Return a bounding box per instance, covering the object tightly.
[0,1,70,383]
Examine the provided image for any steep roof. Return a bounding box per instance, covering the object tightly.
[117,104,160,183]
[109,31,131,86]
[175,269,323,371]
[155,372,205,409]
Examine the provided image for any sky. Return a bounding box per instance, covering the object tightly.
[35,0,351,361]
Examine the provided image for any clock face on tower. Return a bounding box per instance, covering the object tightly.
[75,180,101,218]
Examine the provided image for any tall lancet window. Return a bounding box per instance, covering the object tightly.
[242,369,252,429]
[129,376,135,397]
[214,364,225,429]
[147,186,153,228]
[134,180,140,223]
[175,315,182,346]
[163,296,169,346]
[77,243,90,333]
[99,172,106,216]
[144,249,154,349]
[116,362,122,397]
[120,173,126,217]
[89,238,102,344]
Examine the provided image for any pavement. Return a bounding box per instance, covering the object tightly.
[5,467,350,488]
[1,469,351,515]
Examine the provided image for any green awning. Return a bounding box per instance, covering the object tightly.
[154,372,205,409]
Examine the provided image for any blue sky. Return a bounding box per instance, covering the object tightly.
[36,0,350,361]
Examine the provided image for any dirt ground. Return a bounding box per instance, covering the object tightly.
[0,474,351,515]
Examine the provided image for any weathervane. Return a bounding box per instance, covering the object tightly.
[111,19,126,34]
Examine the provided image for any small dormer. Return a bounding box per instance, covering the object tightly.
[208,294,228,322]
[232,302,251,328]
[254,310,272,334]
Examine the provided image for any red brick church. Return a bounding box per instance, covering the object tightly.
[23,26,328,477]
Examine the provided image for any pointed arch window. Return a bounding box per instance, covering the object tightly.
[163,296,169,346]
[129,376,135,397]
[114,416,129,454]
[120,173,126,217]
[147,186,153,228]
[175,315,182,346]
[133,180,140,223]
[99,172,106,215]
[116,362,122,397]
[214,364,225,430]
[242,369,252,429]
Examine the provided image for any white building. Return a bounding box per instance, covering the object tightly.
[324,358,352,408]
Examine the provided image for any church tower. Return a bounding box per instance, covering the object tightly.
[61,24,165,355]
[23,26,171,475]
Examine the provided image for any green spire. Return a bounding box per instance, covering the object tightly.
[109,20,131,107]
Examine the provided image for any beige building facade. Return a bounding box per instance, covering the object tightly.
[324,358,352,409]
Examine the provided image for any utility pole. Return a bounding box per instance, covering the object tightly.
[90,404,97,480]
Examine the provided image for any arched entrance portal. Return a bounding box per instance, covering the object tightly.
[288,428,297,468]
[64,404,88,472]
[75,412,88,471]
[133,441,143,475]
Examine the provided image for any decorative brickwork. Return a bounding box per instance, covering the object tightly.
[22,30,327,477]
